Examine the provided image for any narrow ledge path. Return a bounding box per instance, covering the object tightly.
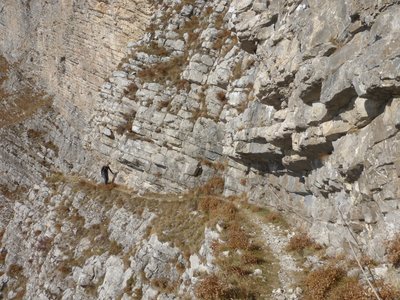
[250,213,303,300]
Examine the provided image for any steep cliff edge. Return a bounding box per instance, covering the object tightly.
[1,0,400,298]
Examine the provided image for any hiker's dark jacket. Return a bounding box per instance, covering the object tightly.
[101,166,114,184]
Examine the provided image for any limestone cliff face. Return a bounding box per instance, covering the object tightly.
[0,0,152,118]
[90,0,400,259]
[1,0,400,298]
[0,0,153,226]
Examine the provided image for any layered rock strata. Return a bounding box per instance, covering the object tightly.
[0,0,152,119]
[0,0,399,298]
[91,0,400,260]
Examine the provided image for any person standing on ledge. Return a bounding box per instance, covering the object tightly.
[101,163,115,185]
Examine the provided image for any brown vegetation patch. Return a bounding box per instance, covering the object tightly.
[196,194,280,298]
[0,184,28,200]
[216,91,227,103]
[286,232,322,253]
[212,29,231,51]
[174,0,196,12]
[44,140,59,156]
[157,100,170,111]
[359,255,377,268]
[0,55,9,87]
[304,265,346,300]
[0,89,52,129]
[37,236,53,253]
[303,265,400,300]
[115,111,136,136]
[247,205,289,229]
[124,82,138,99]
[326,277,367,300]
[0,248,7,264]
[151,277,178,293]
[195,274,227,299]
[227,223,249,250]
[214,11,226,29]
[8,264,24,278]
[177,15,200,38]
[27,128,44,139]
[137,55,186,85]
[387,233,400,267]
[373,280,400,300]
[196,177,225,196]
[242,252,265,265]
[136,42,170,57]
[190,91,208,122]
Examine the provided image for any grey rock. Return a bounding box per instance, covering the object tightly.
[108,207,156,250]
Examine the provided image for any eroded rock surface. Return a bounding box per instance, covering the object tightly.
[89,0,400,261]
[0,0,400,298]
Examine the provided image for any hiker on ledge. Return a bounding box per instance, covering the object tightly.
[101,163,115,185]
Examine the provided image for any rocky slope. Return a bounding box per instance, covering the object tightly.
[1,0,400,298]
[90,0,400,260]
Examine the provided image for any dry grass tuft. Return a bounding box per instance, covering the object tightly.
[198,196,236,227]
[304,265,400,300]
[212,29,231,51]
[174,0,196,14]
[372,280,400,300]
[0,88,52,129]
[151,277,178,293]
[387,233,400,267]
[359,255,377,268]
[124,82,138,99]
[109,240,124,255]
[248,205,289,229]
[37,236,53,253]
[200,159,226,172]
[190,91,208,122]
[197,177,225,196]
[326,277,367,300]
[227,223,249,250]
[27,128,44,139]
[177,15,200,38]
[242,252,265,265]
[214,12,226,29]
[227,266,252,276]
[216,91,227,103]
[0,248,7,264]
[286,232,321,253]
[176,79,190,92]
[157,100,170,111]
[115,111,136,136]
[136,42,170,57]
[0,184,27,200]
[8,264,24,278]
[304,265,345,300]
[137,55,186,85]
[196,195,280,299]
[195,274,227,299]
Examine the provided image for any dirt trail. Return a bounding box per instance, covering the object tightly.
[249,212,303,300]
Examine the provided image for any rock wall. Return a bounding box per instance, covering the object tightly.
[0,0,152,119]
[90,0,400,259]
[1,0,400,297]
[0,178,217,299]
